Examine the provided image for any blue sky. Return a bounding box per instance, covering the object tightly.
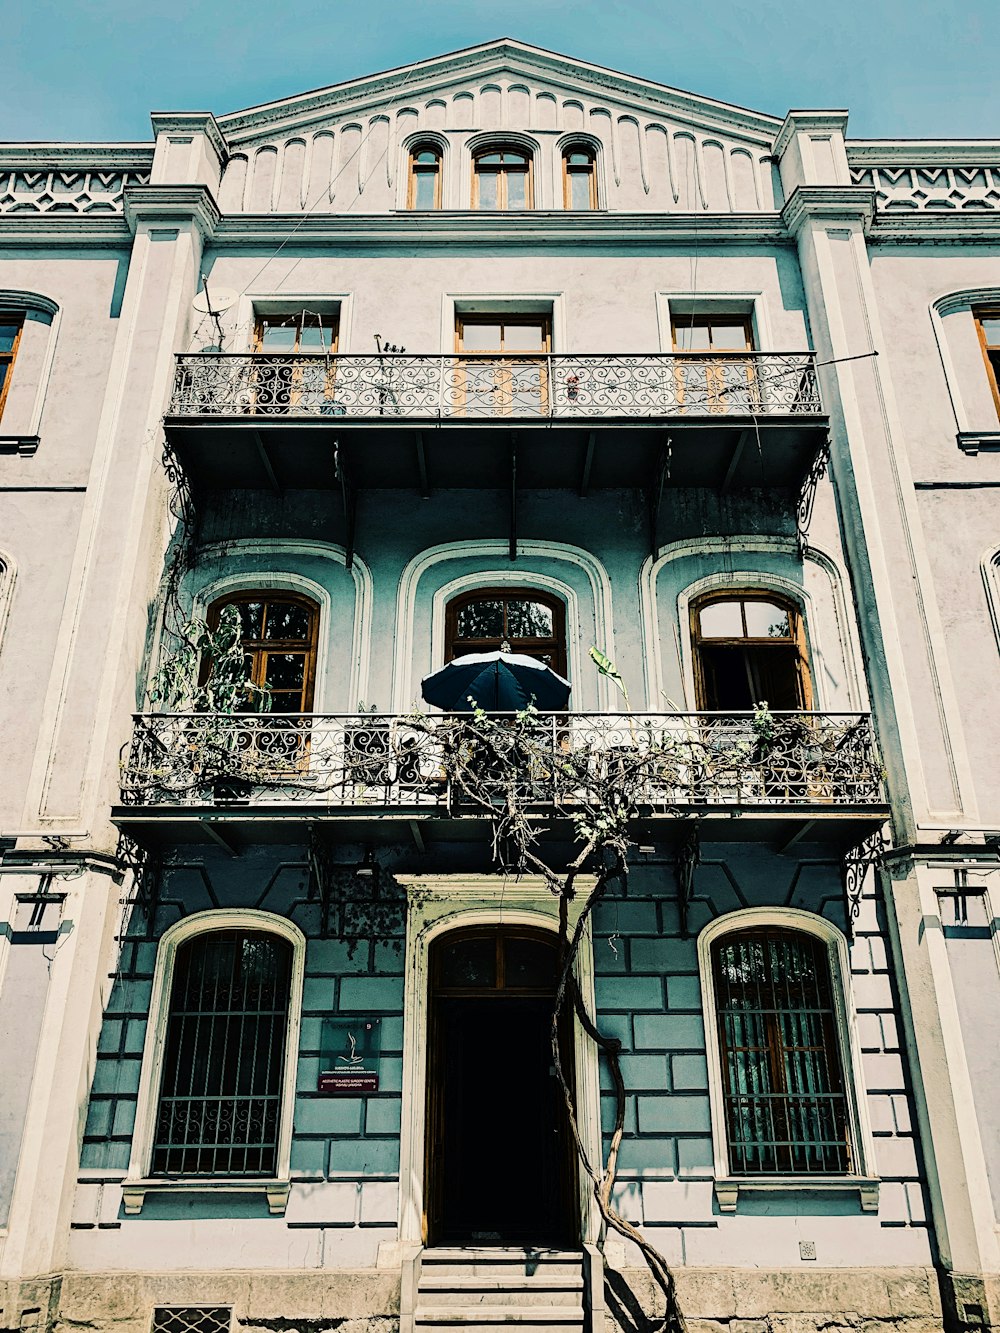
[4,0,998,142]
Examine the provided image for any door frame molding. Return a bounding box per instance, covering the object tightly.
[395,874,603,1249]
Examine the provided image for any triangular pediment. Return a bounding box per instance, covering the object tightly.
[219,39,779,147]
[215,40,783,215]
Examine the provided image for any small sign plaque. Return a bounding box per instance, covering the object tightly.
[318,1017,382,1095]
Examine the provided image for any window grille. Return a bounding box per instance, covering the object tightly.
[152,1310,231,1333]
[712,927,851,1174]
[152,930,292,1177]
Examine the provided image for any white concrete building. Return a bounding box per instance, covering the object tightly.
[0,38,999,1333]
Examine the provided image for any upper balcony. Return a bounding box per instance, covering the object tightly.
[114,709,887,854]
[163,351,828,506]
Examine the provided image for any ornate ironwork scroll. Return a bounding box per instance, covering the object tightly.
[841,825,889,937]
[115,830,161,928]
[675,823,702,936]
[168,351,824,422]
[120,710,887,813]
[797,434,832,557]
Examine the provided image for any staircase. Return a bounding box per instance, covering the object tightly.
[414,1247,587,1333]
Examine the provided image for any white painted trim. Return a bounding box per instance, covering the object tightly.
[391,539,615,711]
[440,291,567,355]
[429,570,580,701]
[231,290,355,355]
[697,906,877,1190]
[929,287,1000,435]
[637,536,866,712]
[125,909,306,1193]
[0,293,62,438]
[180,538,373,711]
[0,546,18,667]
[654,289,775,353]
[980,544,1000,663]
[394,874,603,1247]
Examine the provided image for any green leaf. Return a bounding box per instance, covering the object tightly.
[589,645,629,705]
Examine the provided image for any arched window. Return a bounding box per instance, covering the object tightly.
[446,587,566,675]
[0,311,25,420]
[151,925,295,1177]
[207,591,319,712]
[562,145,597,210]
[708,924,855,1176]
[408,143,443,210]
[691,591,811,710]
[472,145,533,210]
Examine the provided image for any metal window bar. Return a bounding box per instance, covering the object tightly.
[151,930,292,1177]
[152,1310,232,1333]
[713,928,851,1175]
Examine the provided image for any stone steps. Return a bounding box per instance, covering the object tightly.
[415,1248,586,1333]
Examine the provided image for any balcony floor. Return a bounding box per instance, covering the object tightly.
[112,802,889,856]
[163,414,828,496]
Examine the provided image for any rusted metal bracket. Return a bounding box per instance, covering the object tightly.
[675,823,701,936]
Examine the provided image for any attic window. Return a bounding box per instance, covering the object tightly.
[408,143,442,210]
[562,145,597,210]
[473,145,533,211]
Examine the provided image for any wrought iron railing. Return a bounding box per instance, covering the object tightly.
[168,352,822,420]
[119,711,883,810]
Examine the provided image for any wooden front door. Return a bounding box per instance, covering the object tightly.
[425,927,577,1246]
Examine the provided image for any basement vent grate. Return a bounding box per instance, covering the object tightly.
[152,1309,232,1333]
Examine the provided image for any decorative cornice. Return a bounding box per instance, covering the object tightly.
[213,208,787,247]
[218,39,780,146]
[0,215,133,245]
[847,139,1000,166]
[867,213,1000,243]
[0,144,153,169]
[123,183,220,236]
[781,185,875,235]
[149,112,229,163]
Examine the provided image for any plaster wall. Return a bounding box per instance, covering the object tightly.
[867,247,1000,825]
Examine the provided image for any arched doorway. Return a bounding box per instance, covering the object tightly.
[424,926,578,1246]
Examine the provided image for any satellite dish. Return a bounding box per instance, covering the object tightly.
[193,285,238,316]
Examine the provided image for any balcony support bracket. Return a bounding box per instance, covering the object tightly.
[115,831,161,927]
[675,822,701,936]
[334,439,357,571]
[797,434,832,557]
[415,432,431,499]
[721,429,752,494]
[579,431,597,498]
[841,824,888,937]
[647,437,671,559]
[200,819,240,858]
[509,435,518,562]
[252,430,282,497]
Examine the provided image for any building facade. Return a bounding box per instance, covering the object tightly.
[1,38,999,1333]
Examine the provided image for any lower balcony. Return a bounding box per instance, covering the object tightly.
[114,711,888,852]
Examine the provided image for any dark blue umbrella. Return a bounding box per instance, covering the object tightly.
[421,650,571,712]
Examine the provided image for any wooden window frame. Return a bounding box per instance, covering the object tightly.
[0,310,25,422]
[670,313,756,414]
[690,590,812,711]
[252,310,340,355]
[974,306,1000,421]
[670,313,755,352]
[445,586,567,677]
[562,145,598,210]
[471,144,534,210]
[407,142,443,210]
[454,314,552,417]
[207,590,320,713]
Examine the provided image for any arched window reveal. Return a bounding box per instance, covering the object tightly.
[408,143,443,210]
[691,592,811,710]
[152,929,293,1177]
[562,145,597,210]
[712,926,852,1175]
[473,145,533,210]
